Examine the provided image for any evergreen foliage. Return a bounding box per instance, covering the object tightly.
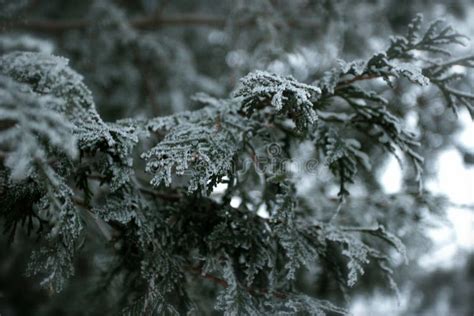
[0,1,473,315]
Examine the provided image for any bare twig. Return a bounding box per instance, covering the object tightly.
[187,265,288,299]
[335,73,385,90]
[0,15,224,33]
[0,14,323,34]
[86,173,182,202]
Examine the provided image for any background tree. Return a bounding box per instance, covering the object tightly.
[0,0,473,315]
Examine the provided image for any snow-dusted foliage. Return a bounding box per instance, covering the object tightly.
[0,75,77,180]
[143,96,252,193]
[234,71,320,133]
[1,6,473,315]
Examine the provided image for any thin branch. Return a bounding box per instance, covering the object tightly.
[340,225,383,233]
[187,266,287,299]
[136,185,182,202]
[0,14,226,33]
[424,54,474,71]
[0,14,323,34]
[73,196,116,241]
[133,14,226,29]
[187,266,229,288]
[86,173,182,202]
[329,199,345,223]
[335,56,474,91]
[448,202,474,210]
[335,73,384,90]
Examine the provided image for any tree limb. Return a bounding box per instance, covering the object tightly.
[0,14,323,33]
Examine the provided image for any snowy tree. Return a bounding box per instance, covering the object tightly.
[0,1,473,315]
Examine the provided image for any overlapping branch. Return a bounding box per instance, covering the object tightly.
[0,14,322,33]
